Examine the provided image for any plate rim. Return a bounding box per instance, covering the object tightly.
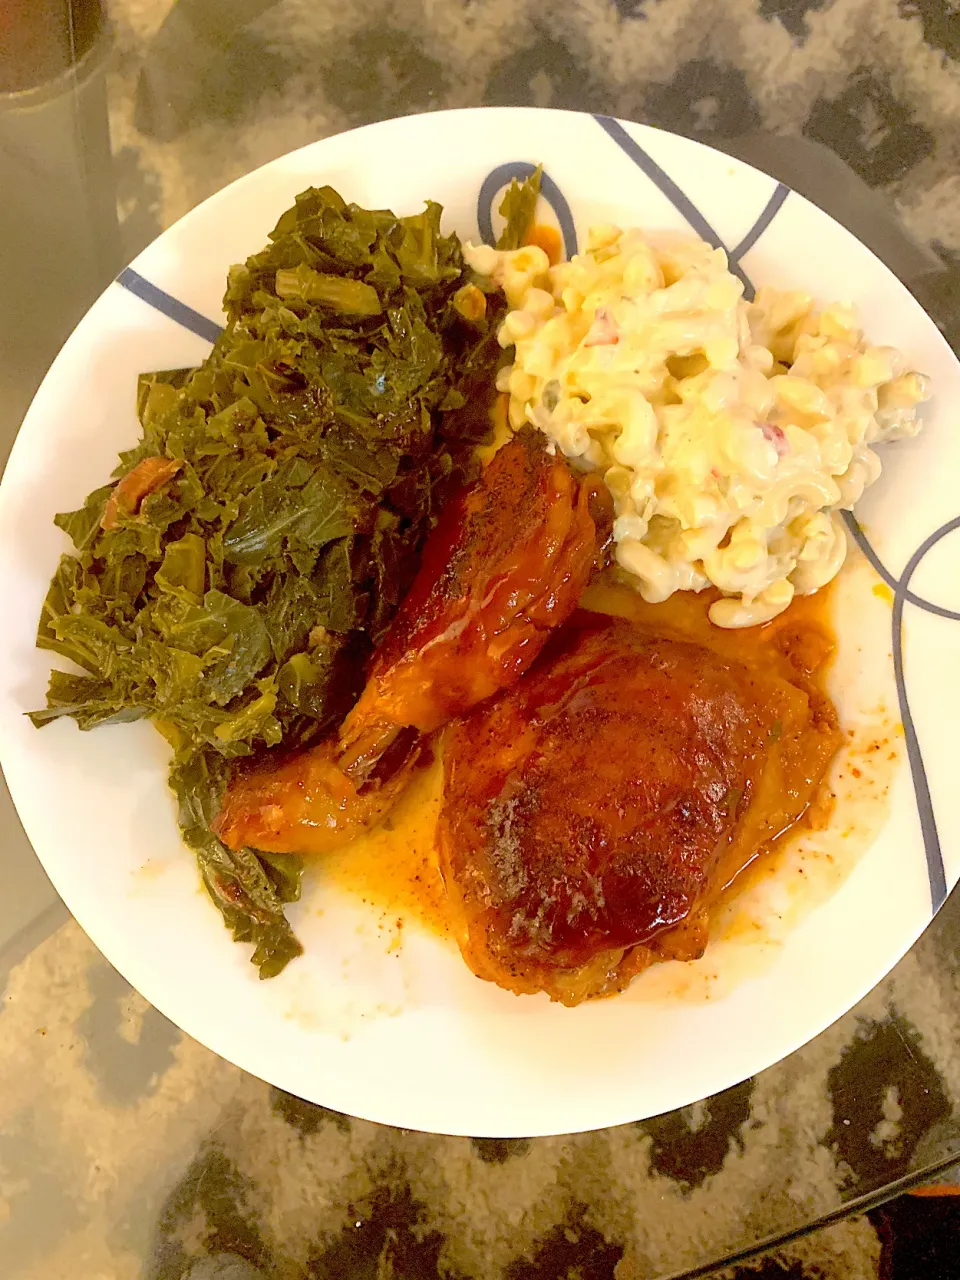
[1,105,958,1136]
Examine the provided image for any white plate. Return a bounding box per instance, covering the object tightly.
[2,108,959,1138]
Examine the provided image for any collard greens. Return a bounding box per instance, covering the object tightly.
[31,175,541,978]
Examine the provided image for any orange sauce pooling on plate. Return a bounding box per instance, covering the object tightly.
[322,748,449,936]
[524,223,563,265]
[324,574,840,949]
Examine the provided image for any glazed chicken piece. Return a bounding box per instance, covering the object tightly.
[438,615,840,1005]
[212,732,423,859]
[214,430,608,856]
[336,427,607,780]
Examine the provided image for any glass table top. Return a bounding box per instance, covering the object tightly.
[2,2,960,1277]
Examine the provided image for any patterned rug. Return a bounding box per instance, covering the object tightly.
[2,902,960,1279]
[5,1,960,1276]
[112,0,960,338]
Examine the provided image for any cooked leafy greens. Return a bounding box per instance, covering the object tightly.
[495,166,542,251]
[30,173,542,978]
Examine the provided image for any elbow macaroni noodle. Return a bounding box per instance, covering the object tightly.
[465,228,929,627]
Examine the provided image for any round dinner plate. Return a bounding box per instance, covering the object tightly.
[2,108,959,1138]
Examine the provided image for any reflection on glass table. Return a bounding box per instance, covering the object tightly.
[2,2,960,1278]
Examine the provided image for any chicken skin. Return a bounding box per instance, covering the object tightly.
[214,431,609,856]
[438,615,840,1005]
[336,427,607,779]
[211,732,423,860]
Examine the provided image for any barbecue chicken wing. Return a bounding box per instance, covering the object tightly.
[437,615,840,1005]
[215,430,608,856]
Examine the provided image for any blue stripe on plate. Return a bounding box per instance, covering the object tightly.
[889,517,960,910]
[730,182,790,265]
[593,119,798,302]
[843,512,960,622]
[843,514,953,909]
[593,115,726,251]
[477,162,579,259]
[116,268,224,344]
[593,114,753,295]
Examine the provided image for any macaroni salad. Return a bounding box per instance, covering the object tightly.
[465,228,928,627]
